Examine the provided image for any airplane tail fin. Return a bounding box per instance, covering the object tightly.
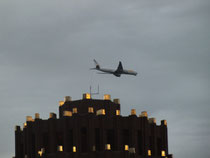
[116,61,123,72]
[93,59,100,69]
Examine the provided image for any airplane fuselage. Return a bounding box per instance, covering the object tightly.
[97,68,137,77]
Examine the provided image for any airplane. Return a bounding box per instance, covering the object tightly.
[90,59,137,77]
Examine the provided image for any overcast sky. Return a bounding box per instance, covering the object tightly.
[0,0,210,157]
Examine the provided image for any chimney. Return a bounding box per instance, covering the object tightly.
[59,101,64,106]
[35,113,40,119]
[131,109,136,115]
[64,96,72,102]
[104,94,111,100]
[83,93,91,99]
[26,116,34,122]
[113,98,120,104]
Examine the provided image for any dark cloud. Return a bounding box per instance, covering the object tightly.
[0,0,210,157]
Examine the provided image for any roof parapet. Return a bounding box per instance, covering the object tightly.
[49,113,56,119]
[15,126,21,131]
[139,111,148,117]
[113,98,120,104]
[149,118,156,124]
[161,120,167,126]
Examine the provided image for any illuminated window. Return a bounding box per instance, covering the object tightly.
[96,109,105,115]
[116,110,120,115]
[161,150,166,156]
[88,107,94,113]
[73,146,76,152]
[148,150,152,156]
[57,145,63,152]
[38,148,45,156]
[105,144,111,150]
[63,111,72,117]
[124,145,129,151]
[38,150,42,156]
[73,108,77,114]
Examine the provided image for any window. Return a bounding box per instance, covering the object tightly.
[95,128,101,151]
[81,128,87,153]
[106,129,115,150]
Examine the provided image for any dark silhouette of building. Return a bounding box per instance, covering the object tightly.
[14,93,173,158]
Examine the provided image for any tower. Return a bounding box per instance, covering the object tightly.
[14,93,173,158]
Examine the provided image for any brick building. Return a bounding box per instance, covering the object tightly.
[14,93,173,158]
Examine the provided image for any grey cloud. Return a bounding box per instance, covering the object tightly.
[0,0,210,157]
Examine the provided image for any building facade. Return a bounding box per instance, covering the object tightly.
[14,94,173,158]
